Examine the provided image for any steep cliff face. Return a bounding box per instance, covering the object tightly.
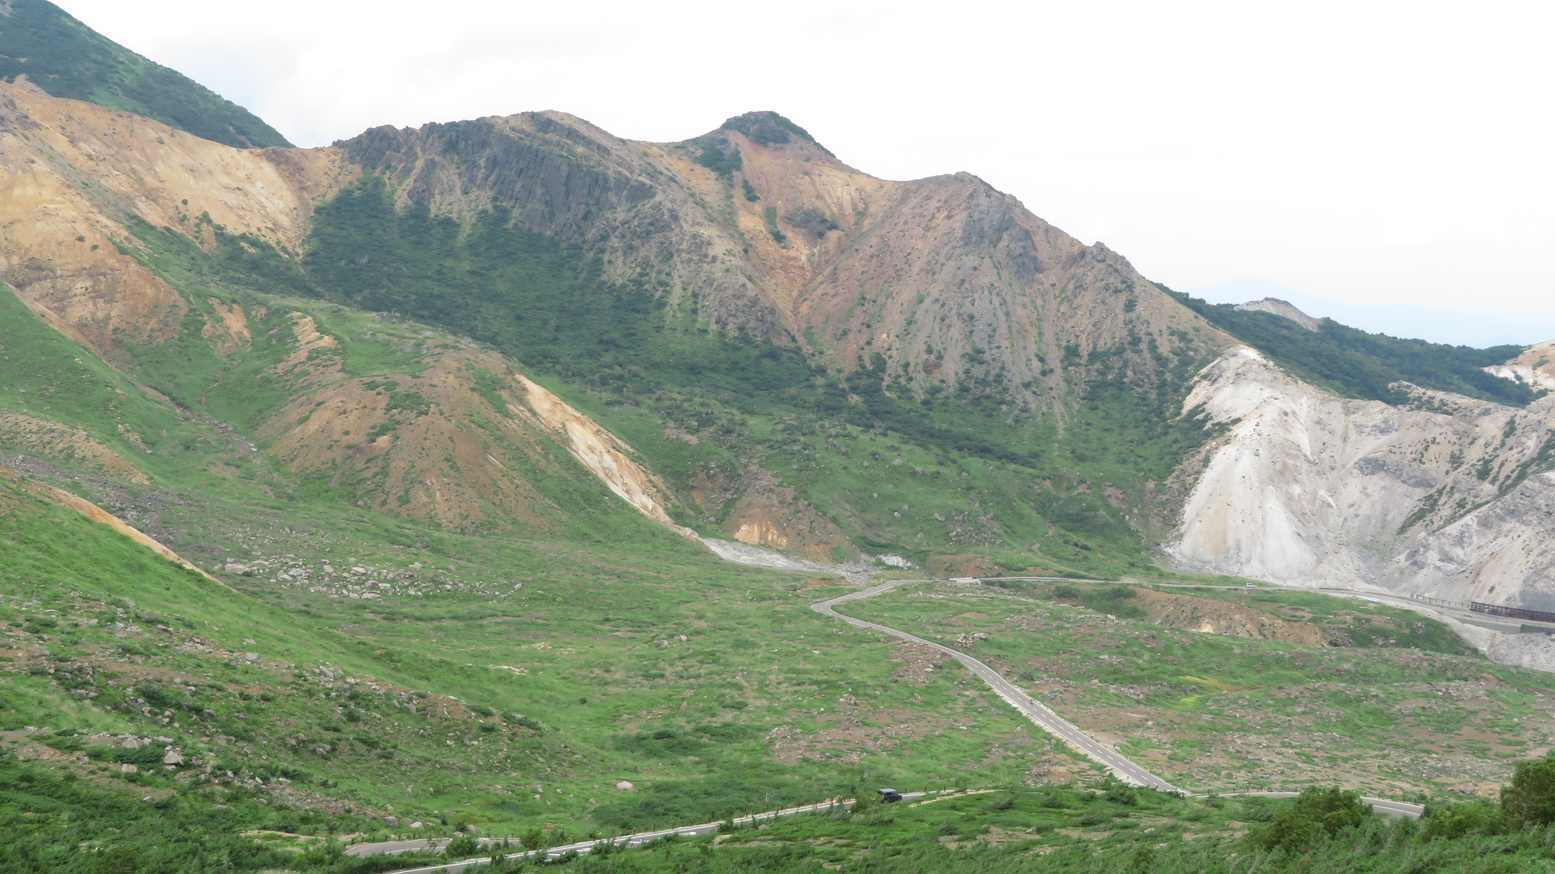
[338,111,790,341]
[1169,346,1555,607]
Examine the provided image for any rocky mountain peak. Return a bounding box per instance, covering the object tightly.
[716,110,835,157]
[1236,297,1322,332]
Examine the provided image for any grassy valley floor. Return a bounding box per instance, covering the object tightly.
[842,579,1555,800]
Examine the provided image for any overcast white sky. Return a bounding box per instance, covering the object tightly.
[64,0,1555,345]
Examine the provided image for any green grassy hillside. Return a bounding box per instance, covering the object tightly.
[0,0,289,147]
[10,464,1555,871]
[0,468,1080,869]
[545,779,1555,873]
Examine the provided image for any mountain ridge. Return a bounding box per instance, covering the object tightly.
[0,0,290,147]
[2,69,1551,610]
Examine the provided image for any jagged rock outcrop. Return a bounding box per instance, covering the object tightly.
[337,112,790,341]
[792,175,1226,405]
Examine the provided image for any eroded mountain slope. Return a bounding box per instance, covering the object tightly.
[9,75,1548,599]
[1169,346,1555,607]
[0,83,683,540]
[334,109,1232,408]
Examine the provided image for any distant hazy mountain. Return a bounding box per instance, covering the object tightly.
[1194,278,1555,348]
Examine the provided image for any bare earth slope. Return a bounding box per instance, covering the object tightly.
[1169,346,1555,608]
[0,82,684,537]
[1236,297,1322,332]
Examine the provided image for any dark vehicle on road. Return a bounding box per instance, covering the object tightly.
[878,788,903,803]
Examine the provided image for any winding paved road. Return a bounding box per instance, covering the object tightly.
[366,574,1434,872]
[812,579,1182,792]
[811,577,1431,819]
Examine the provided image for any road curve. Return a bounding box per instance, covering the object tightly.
[811,579,1182,793]
[370,576,1432,873]
[813,578,1429,818]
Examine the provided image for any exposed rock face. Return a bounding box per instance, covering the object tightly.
[1236,298,1322,332]
[717,468,852,561]
[1485,341,1555,392]
[1169,347,1555,608]
[512,371,692,539]
[338,112,789,342]
[335,110,1231,409]
[792,176,1227,404]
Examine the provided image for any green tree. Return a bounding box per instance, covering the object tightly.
[1252,786,1370,853]
[1501,754,1555,830]
[1423,800,1501,840]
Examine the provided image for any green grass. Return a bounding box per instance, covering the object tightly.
[0,472,1091,863]
[529,784,1555,873]
[0,0,290,148]
[844,581,1555,797]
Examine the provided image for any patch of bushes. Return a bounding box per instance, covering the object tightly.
[1251,787,1369,852]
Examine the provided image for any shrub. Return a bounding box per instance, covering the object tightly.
[1102,776,1138,806]
[1502,754,1555,829]
[1251,786,1369,853]
[444,834,480,858]
[1423,800,1501,840]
